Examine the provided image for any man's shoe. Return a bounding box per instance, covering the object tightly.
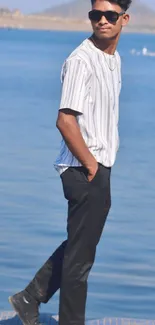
[9,290,40,325]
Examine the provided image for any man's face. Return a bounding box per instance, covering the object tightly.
[90,0,129,40]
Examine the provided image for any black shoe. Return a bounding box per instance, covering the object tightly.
[9,290,40,325]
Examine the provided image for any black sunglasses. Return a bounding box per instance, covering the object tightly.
[88,10,125,23]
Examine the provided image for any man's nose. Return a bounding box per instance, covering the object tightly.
[98,14,107,24]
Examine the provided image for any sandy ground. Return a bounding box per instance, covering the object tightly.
[0,15,155,33]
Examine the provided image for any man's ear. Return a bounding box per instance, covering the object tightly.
[122,14,130,27]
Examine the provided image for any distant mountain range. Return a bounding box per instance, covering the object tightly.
[0,1,155,32]
[40,0,155,28]
[0,7,22,16]
[0,7,12,14]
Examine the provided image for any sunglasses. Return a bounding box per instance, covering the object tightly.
[88,10,125,23]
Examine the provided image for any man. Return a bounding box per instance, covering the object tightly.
[9,1,131,325]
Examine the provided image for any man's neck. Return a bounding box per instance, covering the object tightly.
[91,33,120,55]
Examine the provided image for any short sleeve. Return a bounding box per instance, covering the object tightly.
[59,58,88,114]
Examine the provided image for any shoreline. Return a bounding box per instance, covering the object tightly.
[0,15,155,34]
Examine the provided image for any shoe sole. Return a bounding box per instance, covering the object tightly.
[8,296,28,325]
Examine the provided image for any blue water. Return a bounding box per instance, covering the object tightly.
[0,29,155,321]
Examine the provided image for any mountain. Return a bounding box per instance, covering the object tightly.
[0,7,11,15]
[43,0,90,19]
[0,7,22,16]
[41,0,155,28]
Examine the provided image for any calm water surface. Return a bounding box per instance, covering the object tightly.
[0,30,155,320]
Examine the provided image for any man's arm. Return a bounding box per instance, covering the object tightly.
[56,109,98,181]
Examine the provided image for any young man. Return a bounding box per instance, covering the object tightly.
[9,1,131,324]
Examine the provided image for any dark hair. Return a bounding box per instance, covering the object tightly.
[91,0,132,11]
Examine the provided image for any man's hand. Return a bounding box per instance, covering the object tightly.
[87,162,98,182]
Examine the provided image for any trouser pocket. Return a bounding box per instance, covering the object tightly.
[81,163,101,184]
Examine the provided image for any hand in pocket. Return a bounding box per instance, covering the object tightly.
[87,162,99,182]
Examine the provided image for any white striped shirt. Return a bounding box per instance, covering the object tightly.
[54,38,121,174]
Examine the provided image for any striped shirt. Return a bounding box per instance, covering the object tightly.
[54,38,121,174]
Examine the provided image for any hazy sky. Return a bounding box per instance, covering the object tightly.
[0,0,155,13]
[0,0,69,13]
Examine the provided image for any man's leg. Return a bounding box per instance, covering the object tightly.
[59,164,111,325]
[9,240,68,325]
[25,240,67,303]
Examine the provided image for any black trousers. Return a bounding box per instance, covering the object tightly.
[26,163,111,325]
